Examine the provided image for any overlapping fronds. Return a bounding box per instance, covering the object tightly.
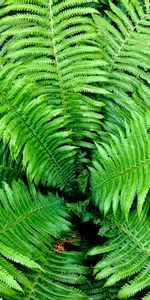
[0,0,150,299]
[88,204,150,299]
[90,113,150,218]
[0,179,71,297]
[93,0,150,126]
[0,0,108,146]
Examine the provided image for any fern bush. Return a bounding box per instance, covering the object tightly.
[0,0,150,299]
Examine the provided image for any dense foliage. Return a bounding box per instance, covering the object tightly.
[0,0,149,299]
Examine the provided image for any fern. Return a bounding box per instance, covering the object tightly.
[132,83,150,113]
[90,113,150,218]
[0,0,150,299]
[88,202,150,299]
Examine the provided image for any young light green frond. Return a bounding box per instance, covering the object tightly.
[88,206,150,299]
[0,256,31,290]
[90,113,150,218]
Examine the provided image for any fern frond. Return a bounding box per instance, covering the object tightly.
[0,179,71,296]
[93,0,150,124]
[23,251,89,300]
[0,0,108,147]
[88,204,150,299]
[90,113,150,218]
[0,86,76,192]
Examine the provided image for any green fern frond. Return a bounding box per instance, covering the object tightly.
[0,0,108,147]
[90,113,150,218]
[21,251,90,300]
[0,179,71,296]
[0,87,77,192]
[88,204,150,299]
[93,0,150,126]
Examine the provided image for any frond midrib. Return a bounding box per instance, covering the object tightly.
[93,158,150,190]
